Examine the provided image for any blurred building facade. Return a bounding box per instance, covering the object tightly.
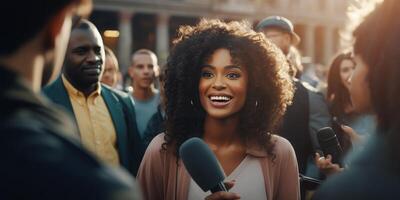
[92,0,349,72]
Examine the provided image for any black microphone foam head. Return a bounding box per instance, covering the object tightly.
[179,137,225,192]
[317,127,337,142]
[317,127,343,164]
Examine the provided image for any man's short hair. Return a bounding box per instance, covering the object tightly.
[131,49,158,66]
[0,1,78,55]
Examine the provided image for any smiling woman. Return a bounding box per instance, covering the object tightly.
[137,19,299,200]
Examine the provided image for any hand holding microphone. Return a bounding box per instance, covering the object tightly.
[314,152,344,176]
[315,127,345,176]
[180,137,240,200]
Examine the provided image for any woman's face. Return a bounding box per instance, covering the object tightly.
[199,48,248,119]
[350,55,372,113]
[340,59,355,90]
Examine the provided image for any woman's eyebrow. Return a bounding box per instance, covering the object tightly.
[201,64,241,70]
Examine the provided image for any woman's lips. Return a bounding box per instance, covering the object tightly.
[208,95,232,108]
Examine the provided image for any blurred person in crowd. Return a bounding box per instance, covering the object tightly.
[43,20,144,176]
[142,66,166,147]
[314,52,375,176]
[101,46,121,88]
[0,1,142,199]
[137,19,299,200]
[313,0,400,199]
[128,49,161,139]
[287,46,304,79]
[301,63,320,88]
[256,16,331,179]
[256,16,300,55]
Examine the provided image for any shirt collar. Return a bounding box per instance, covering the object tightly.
[62,75,101,98]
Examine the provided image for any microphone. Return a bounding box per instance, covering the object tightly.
[317,127,343,166]
[179,137,227,193]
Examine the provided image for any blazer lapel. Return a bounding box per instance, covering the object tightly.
[101,87,129,167]
[45,77,75,115]
[43,77,80,138]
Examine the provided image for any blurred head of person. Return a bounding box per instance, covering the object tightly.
[62,20,105,96]
[0,0,92,90]
[163,19,294,155]
[128,49,158,91]
[327,52,355,117]
[101,46,119,88]
[287,46,303,78]
[351,0,400,133]
[256,16,300,55]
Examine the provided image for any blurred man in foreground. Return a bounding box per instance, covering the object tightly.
[0,1,141,199]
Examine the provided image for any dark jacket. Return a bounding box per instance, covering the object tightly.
[142,105,165,147]
[43,77,145,176]
[0,66,141,199]
[280,80,311,174]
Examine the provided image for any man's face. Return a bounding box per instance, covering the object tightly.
[129,54,157,89]
[43,1,93,86]
[262,28,291,55]
[63,26,105,90]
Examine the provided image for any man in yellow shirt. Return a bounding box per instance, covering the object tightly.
[44,20,144,176]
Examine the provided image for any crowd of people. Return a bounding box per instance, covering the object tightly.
[1,0,400,199]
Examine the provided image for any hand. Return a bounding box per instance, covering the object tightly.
[314,152,344,176]
[205,181,240,200]
[341,125,364,144]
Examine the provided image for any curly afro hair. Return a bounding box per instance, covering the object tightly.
[163,19,293,156]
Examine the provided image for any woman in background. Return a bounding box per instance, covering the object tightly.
[315,53,376,176]
[314,0,400,198]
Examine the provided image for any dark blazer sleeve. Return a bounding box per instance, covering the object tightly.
[112,88,145,176]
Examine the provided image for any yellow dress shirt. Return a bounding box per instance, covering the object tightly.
[62,75,120,166]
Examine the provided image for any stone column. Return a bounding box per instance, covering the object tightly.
[156,13,170,66]
[324,26,334,64]
[304,24,316,63]
[117,12,133,74]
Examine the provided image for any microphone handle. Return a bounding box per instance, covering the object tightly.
[210,182,228,193]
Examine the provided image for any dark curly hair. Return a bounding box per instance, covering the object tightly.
[327,52,354,117]
[163,19,293,156]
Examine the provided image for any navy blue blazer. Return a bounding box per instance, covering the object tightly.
[43,77,144,176]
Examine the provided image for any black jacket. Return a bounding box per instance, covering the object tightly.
[0,66,141,199]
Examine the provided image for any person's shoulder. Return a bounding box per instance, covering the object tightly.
[0,116,75,151]
[313,168,377,200]
[272,135,293,151]
[102,84,134,108]
[146,133,167,153]
[271,135,296,158]
[42,76,62,94]
[299,79,322,95]
[0,123,140,199]
[102,84,130,98]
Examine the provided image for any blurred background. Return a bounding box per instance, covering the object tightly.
[90,0,377,81]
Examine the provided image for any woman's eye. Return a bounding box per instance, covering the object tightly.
[226,73,241,79]
[201,71,213,78]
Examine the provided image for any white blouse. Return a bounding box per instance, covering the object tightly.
[187,155,267,200]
